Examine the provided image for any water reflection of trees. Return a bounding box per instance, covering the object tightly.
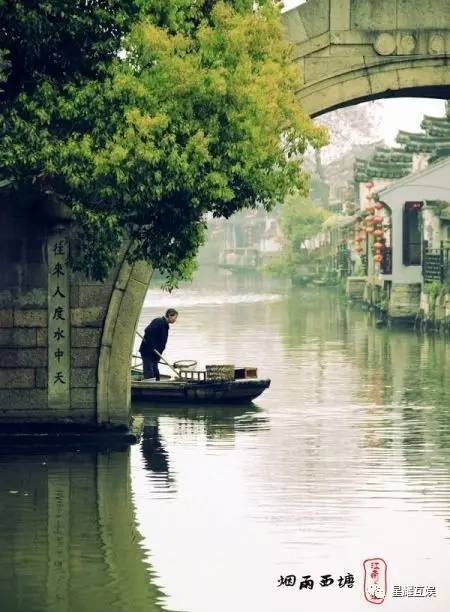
[283,286,351,348]
[281,288,450,424]
[277,288,450,524]
[0,448,166,612]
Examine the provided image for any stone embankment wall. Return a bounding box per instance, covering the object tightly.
[417,283,450,333]
[388,284,421,325]
[346,275,450,333]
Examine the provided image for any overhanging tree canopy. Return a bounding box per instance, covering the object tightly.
[0,0,326,287]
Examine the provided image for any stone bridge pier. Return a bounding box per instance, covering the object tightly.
[0,190,151,438]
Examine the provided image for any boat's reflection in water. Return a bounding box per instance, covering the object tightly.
[136,401,269,445]
[136,401,268,477]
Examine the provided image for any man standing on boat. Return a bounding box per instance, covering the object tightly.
[139,308,178,380]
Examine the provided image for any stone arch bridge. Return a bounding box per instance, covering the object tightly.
[282,0,450,116]
[1,0,450,438]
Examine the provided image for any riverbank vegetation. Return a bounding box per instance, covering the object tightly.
[265,193,330,280]
[0,0,326,287]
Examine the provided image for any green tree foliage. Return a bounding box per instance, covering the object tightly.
[282,194,329,250]
[267,193,329,277]
[0,1,326,286]
[0,49,8,88]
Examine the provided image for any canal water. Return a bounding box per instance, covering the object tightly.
[2,270,450,611]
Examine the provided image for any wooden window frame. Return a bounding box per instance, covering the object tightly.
[403,201,423,266]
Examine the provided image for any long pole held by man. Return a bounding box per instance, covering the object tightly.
[139,308,179,381]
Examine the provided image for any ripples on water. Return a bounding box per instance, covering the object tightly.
[2,271,450,611]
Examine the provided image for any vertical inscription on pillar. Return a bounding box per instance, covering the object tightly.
[48,234,70,410]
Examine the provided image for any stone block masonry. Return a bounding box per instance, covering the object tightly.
[388,283,421,324]
[0,191,150,438]
[348,278,422,328]
[417,285,450,334]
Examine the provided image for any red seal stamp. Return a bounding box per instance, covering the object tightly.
[363,558,387,604]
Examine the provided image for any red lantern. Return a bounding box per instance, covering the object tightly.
[374,202,383,210]
[373,216,383,224]
[374,242,383,249]
[374,229,384,237]
[366,215,374,223]
[374,254,383,263]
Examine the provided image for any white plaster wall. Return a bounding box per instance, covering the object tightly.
[379,159,450,285]
[422,208,441,249]
[412,153,429,173]
[260,236,281,254]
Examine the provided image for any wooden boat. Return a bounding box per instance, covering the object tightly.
[131,370,270,403]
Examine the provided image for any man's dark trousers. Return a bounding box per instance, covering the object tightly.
[143,358,160,380]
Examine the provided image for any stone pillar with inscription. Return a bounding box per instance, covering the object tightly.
[47,232,71,413]
[0,190,149,439]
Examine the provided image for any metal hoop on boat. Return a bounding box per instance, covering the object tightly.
[173,359,197,370]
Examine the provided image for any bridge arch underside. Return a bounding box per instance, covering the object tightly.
[297,57,450,117]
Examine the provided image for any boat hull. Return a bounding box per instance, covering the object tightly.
[131,378,270,403]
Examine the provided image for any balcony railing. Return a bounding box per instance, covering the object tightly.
[361,254,368,276]
[422,240,450,283]
[380,246,392,275]
[336,244,351,277]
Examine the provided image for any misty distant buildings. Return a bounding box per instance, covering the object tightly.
[198,209,282,271]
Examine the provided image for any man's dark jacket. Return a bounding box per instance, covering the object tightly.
[139,316,169,361]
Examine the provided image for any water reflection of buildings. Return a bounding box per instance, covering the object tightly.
[325,299,450,493]
[274,288,450,533]
[0,449,165,612]
[285,289,450,411]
